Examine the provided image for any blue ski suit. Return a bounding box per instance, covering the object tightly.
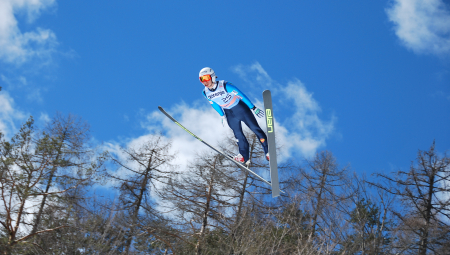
[202,80,268,162]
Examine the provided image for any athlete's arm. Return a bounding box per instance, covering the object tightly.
[224,83,255,109]
[202,90,225,116]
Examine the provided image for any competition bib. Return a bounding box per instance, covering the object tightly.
[204,81,241,109]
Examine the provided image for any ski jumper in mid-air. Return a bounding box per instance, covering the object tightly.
[199,67,269,166]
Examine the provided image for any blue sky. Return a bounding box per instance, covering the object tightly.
[1,0,449,178]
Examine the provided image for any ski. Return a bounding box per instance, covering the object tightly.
[263,90,280,198]
[158,106,274,189]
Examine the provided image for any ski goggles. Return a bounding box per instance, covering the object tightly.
[199,74,212,82]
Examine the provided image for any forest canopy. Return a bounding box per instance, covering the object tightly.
[1,114,449,255]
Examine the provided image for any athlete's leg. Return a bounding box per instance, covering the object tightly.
[224,109,250,162]
[233,102,269,155]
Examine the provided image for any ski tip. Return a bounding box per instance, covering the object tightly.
[158,106,168,115]
[263,90,271,95]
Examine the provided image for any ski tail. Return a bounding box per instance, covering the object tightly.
[158,106,273,188]
[263,90,281,198]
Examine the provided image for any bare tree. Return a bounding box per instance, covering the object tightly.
[107,134,176,254]
[0,117,97,254]
[369,141,450,255]
[31,113,93,235]
[326,172,394,254]
[298,151,350,240]
[160,151,241,254]
[25,197,128,255]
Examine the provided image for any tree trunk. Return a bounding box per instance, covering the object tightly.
[125,161,152,254]
[309,171,327,238]
[419,170,436,255]
[196,165,215,255]
[31,164,59,234]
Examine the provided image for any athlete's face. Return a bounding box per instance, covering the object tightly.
[202,79,214,89]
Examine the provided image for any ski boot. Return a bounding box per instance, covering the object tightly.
[234,154,251,167]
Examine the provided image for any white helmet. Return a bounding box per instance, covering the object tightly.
[199,67,217,83]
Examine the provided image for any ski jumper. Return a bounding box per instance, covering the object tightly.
[202,80,268,162]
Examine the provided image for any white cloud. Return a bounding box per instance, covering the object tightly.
[386,0,450,56]
[0,91,27,138]
[1,74,43,102]
[275,79,335,158]
[0,0,57,64]
[106,62,335,186]
[233,62,336,158]
[104,105,249,216]
[106,103,235,179]
[38,111,50,123]
[101,63,335,216]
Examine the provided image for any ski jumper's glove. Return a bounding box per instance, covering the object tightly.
[221,116,226,127]
[252,107,265,118]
